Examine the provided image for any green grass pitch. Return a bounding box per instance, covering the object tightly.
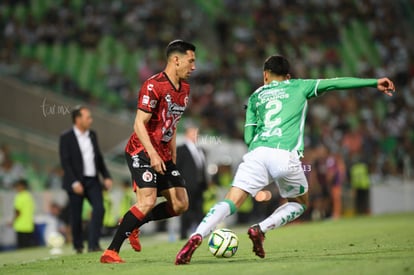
[1,213,413,275]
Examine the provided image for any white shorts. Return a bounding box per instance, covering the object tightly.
[232,147,308,198]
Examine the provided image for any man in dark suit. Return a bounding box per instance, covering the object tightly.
[176,124,207,239]
[59,105,112,253]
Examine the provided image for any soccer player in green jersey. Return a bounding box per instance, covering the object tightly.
[175,55,395,265]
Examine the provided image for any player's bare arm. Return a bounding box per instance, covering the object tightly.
[134,109,166,174]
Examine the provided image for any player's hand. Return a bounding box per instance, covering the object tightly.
[103,178,113,190]
[72,182,84,195]
[149,152,166,175]
[377,77,395,96]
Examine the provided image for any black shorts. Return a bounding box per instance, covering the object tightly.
[125,151,186,195]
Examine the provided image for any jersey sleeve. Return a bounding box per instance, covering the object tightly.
[244,95,257,146]
[309,77,378,98]
[299,79,320,99]
[302,78,378,99]
[137,80,160,113]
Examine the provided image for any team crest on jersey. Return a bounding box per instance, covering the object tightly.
[142,170,153,182]
[149,100,157,108]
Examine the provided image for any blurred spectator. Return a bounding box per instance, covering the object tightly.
[12,179,36,248]
[102,60,129,94]
[101,190,117,237]
[176,124,208,239]
[0,145,26,190]
[43,202,69,243]
[59,106,112,253]
[325,150,346,220]
[350,161,371,215]
[313,145,331,219]
[0,144,8,166]
[45,165,64,190]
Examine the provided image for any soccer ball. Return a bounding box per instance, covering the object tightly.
[208,228,239,258]
[46,231,65,255]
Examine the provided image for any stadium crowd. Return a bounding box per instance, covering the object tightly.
[0,0,413,228]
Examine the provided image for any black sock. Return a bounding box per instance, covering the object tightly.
[108,202,178,252]
[108,209,144,252]
[143,201,177,223]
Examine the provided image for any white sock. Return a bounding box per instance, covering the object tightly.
[258,202,305,233]
[194,199,237,238]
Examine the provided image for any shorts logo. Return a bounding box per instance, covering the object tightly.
[132,155,140,168]
[142,170,153,182]
[171,170,181,176]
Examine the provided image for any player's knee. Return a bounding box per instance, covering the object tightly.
[172,200,189,214]
[136,197,157,213]
[288,193,308,209]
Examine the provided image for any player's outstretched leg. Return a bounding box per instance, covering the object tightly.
[175,199,237,264]
[248,201,306,258]
[128,228,141,252]
[247,224,266,258]
[175,234,202,265]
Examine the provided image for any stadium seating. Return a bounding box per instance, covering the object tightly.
[0,1,412,182]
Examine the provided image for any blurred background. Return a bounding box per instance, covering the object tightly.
[0,0,413,251]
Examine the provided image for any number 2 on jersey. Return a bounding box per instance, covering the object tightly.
[263,99,282,137]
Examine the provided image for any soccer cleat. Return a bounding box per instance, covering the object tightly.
[128,228,141,252]
[175,234,202,265]
[248,224,266,258]
[100,249,125,263]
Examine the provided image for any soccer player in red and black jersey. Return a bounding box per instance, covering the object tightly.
[101,40,196,263]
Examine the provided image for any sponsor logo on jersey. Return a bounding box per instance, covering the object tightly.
[165,94,186,115]
[258,89,289,102]
[169,104,186,114]
[142,170,153,182]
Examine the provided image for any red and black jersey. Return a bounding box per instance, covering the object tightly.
[125,72,190,161]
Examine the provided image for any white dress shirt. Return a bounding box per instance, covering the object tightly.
[73,126,96,177]
[184,139,205,169]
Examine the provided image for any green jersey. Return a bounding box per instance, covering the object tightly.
[244,77,377,152]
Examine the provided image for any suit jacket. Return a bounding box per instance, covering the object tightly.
[176,143,207,201]
[59,128,111,192]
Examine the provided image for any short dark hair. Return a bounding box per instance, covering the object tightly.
[166,40,196,58]
[71,105,86,124]
[264,55,290,76]
[14,178,28,189]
